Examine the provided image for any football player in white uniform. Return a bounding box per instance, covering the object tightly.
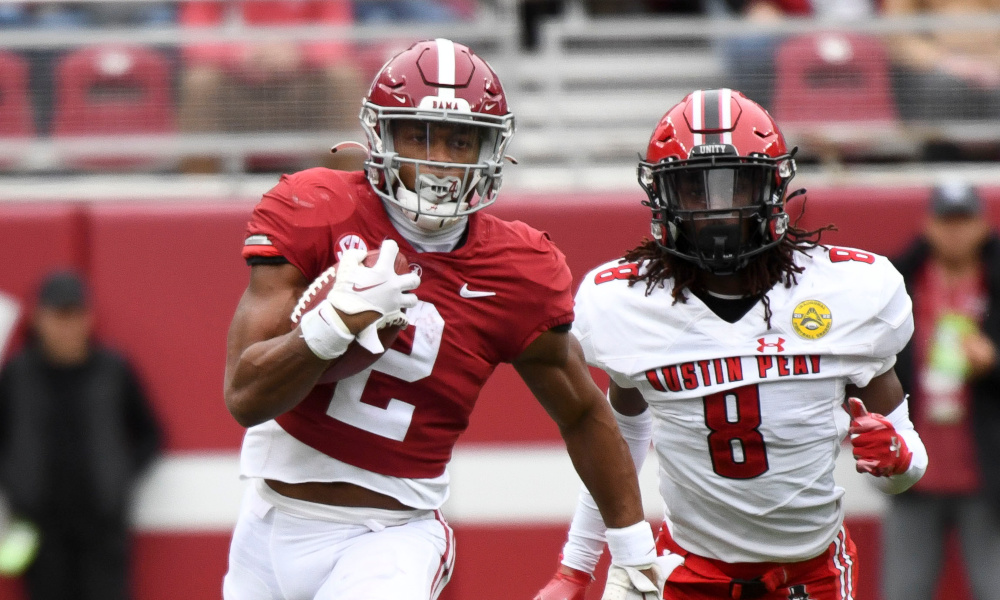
[534,90,928,600]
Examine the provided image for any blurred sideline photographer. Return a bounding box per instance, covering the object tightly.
[0,271,163,600]
[886,181,1000,600]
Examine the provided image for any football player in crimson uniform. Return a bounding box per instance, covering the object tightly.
[222,39,659,600]
[534,90,929,600]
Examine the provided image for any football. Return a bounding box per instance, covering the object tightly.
[291,246,410,383]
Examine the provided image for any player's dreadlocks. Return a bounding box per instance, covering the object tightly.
[624,193,835,327]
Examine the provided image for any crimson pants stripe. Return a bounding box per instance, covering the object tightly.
[430,509,456,600]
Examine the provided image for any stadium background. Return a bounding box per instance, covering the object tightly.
[0,2,998,599]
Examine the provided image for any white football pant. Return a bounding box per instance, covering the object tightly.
[223,482,455,600]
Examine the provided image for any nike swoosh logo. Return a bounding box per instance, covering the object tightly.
[352,282,384,292]
[460,283,496,298]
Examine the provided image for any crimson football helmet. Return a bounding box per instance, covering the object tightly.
[360,38,515,230]
[638,89,797,274]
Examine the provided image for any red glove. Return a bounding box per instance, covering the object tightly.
[845,397,912,477]
[533,565,591,600]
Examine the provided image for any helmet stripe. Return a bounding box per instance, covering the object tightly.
[702,89,721,144]
[720,88,733,145]
[692,90,704,145]
[435,38,456,100]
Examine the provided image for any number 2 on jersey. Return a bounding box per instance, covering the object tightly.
[703,385,769,479]
[326,302,444,441]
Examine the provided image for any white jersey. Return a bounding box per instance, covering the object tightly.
[573,246,913,563]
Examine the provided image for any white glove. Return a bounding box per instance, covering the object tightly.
[328,240,420,317]
[602,564,664,600]
[299,240,420,359]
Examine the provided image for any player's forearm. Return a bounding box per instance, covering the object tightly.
[560,410,645,529]
[561,406,652,573]
[224,330,329,427]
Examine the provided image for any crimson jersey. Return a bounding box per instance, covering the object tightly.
[240,168,574,491]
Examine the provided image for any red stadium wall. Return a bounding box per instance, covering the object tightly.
[0,184,993,600]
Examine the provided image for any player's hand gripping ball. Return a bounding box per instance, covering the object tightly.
[291,244,413,383]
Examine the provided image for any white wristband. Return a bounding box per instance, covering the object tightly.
[299,300,354,360]
[873,398,927,494]
[605,522,656,568]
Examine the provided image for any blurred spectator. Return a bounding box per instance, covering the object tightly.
[585,0,707,15]
[520,0,710,50]
[0,2,176,135]
[718,0,873,110]
[352,0,462,23]
[520,0,564,50]
[884,0,1000,123]
[887,180,1000,600]
[177,0,366,173]
[0,271,163,600]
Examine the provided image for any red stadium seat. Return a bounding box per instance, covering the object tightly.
[0,51,34,139]
[772,33,898,125]
[51,45,175,170]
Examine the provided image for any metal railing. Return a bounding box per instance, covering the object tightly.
[1,2,999,193]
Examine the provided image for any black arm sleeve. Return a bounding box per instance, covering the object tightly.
[246,255,290,267]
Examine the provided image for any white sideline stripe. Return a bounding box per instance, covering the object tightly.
[129,446,887,532]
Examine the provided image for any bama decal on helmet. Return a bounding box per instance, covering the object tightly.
[418,97,472,111]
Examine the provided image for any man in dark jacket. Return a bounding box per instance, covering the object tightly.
[887,180,1000,600]
[0,270,163,600]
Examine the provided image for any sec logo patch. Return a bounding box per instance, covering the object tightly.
[335,233,368,261]
[792,300,832,339]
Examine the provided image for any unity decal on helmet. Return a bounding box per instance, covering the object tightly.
[791,300,832,340]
